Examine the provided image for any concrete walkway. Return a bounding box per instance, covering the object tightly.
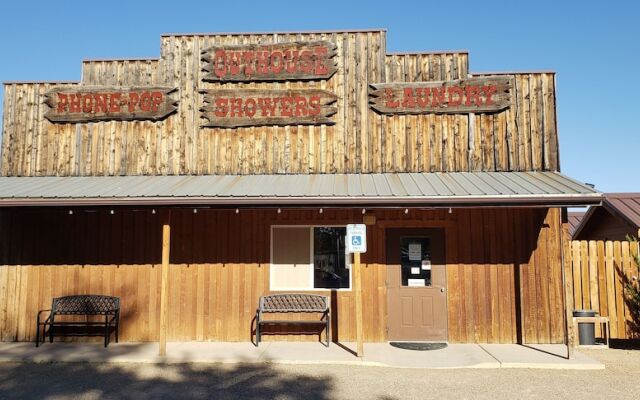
[0,342,604,370]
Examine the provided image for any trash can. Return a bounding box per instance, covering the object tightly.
[573,309,597,345]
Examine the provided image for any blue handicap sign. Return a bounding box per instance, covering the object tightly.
[352,235,362,246]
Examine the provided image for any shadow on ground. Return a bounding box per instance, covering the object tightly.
[0,361,334,400]
[609,339,640,350]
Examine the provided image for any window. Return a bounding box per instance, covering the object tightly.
[271,226,351,290]
[313,227,349,289]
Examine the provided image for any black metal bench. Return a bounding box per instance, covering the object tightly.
[255,294,330,347]
[36,295,120,348]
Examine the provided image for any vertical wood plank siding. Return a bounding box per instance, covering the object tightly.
[569,239,639,339]
[1,32,558,176]
[0,207,565,343]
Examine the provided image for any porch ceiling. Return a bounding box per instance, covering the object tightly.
[0,172,602,207]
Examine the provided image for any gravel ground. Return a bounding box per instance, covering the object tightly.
[0,349,638,400]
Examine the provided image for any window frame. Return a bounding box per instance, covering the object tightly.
[270,224,353,292]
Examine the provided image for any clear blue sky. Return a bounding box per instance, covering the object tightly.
[1,0,638,192]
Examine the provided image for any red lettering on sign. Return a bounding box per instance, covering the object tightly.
[244,98,257,118]
[431,87,446,107]
[70,94,81,113]
[314,47,329,75]
[416,88,430,107]
[228,52,241,76]
[401,88,416,108]
[140,92,152,112]
[465,86,482,106]
[271,51,283,74]
[204,42,335,81]
[299,50,313,74]
[280,97,293,117]
[109,94,121,112]
[308,96,321,115]
[128,93,139,112]
[214,50,227,79]
[256,51,269,74]
[230,98,243,117]
[57,93,69,113]
[447,87,463,107]
[82,95,92,113]
[94,94,108,113]
[258,98,278,116]
[294,96,307,117]
[482,86,497,105]
[46,88,176,123]
[384,88,399,108]
[215,98,229,117]
[243,52,255,77]
[151,92,163,111]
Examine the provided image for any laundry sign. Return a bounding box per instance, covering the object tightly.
[369,76,512,115]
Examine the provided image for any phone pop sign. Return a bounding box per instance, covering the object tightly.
[346,224,367,253]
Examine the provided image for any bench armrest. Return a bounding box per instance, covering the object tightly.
[37,309,52,324]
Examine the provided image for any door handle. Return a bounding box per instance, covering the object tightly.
[431,285,445,293]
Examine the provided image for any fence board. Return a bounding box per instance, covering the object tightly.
[568,239,639,340]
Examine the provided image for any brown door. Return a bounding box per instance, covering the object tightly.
[386,228,447,341]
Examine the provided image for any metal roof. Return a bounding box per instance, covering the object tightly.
[0,172,601,207]
[572,193,640,238]
[567,212,585,237]
[603,193,640,228]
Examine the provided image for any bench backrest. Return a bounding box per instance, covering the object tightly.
[259,294,328,313]
[52,295,120,315]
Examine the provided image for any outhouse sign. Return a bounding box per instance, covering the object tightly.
[201,40,338,82]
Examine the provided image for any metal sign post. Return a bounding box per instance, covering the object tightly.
[347,224,367,357]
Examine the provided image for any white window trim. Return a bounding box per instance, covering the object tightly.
[270,224,353,292]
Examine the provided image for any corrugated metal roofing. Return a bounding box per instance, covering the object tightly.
[567,212,585,237]
[0,172,601,207]
[571,193,640,239]
[604,193,640,228]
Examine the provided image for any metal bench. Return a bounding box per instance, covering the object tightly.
[36,295,120,348]
[255,294,330,347]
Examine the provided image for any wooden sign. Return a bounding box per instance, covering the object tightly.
[44,86,178,123]
[201,41,337,82]
[369,76,512,115]
[200,89,338,128]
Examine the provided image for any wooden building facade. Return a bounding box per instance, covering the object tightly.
[0,29,601,345]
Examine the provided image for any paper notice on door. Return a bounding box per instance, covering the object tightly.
[408,244,422,261]
[411,267,420,275]
[407,279,425,287]
[422,259,431,270]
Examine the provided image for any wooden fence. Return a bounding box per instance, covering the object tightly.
[568,240,640,339]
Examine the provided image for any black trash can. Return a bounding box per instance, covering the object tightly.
[573,309,597,345]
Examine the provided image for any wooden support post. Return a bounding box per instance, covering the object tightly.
[560,208,576,359]
[354,252,364,357]
[159,222,171,356]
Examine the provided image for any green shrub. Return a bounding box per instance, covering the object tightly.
[625,236,640,334]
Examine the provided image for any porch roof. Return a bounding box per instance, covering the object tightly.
[0,172,601,207]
